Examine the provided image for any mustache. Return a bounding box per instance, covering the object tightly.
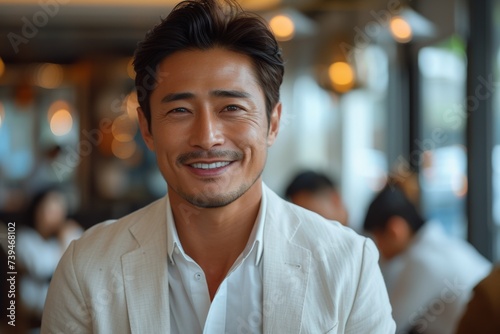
[177,150,243,165]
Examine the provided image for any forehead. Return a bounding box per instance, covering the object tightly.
[152,48,261,94]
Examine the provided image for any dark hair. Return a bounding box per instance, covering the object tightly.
[285,171,337,199]
[133,0,284,129]
[363,185,425,233]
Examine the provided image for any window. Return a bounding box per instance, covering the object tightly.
[418,38,468,238]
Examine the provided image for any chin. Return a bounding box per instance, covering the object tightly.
[183,191,242,208]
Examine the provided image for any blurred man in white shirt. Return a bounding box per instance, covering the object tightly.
[364,184,491,334]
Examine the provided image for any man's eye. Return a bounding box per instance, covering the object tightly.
[170,108,188,113]
[224,105,242,112]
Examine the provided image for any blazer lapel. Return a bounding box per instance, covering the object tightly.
[121,197,171,334]
[262,185,311,334]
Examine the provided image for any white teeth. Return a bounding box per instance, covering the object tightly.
[191,161,231,169]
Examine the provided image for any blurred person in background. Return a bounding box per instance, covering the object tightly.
[363,183,491,334]
[454,265,500,334]
[41,0,395,332]
[285,170,348,226]
[17,187,82,330]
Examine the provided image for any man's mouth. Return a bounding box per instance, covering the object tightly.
[190,161,232,170]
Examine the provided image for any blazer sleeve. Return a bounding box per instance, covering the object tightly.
[41,241,92,334]
[345,238,396,334]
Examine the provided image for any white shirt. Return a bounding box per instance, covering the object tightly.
[166,192,266,334]
[381,221,491,334]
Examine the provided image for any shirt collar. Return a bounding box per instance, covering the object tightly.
[249,186,266,266]
[166,185,267,266]
[166,197,182,265]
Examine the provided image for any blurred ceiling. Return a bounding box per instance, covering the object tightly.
[0,0,458,64]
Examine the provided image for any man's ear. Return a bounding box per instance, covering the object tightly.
[267,102,282,146]
[137,107,155,151]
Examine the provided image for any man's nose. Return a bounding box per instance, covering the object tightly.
[188,110,224,150]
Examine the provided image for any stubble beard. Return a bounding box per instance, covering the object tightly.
[174,168,264,209]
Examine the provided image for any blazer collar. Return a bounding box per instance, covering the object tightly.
[262,184,311,333]
[119,185,312,333]
[121,196,171,334]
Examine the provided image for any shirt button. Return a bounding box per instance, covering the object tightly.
[194,272,202,281]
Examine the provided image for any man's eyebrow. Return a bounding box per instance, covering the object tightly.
[161,92,195,103]
[210,90,252,99]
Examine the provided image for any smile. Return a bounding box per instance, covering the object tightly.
[190,161,231,170]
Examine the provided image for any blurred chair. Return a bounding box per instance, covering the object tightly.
[455,265,500,334]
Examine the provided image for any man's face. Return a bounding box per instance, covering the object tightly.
[371,230,398,260]
[138,48,281,208]
[291,190,348,225]
[370,216,412,260]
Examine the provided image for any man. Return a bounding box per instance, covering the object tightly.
[41,0,395,333]
[363,184,491,334]
[285,170,348,226]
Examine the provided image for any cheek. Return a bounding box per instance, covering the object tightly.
[151,128,180,153]
[229,122,268,150]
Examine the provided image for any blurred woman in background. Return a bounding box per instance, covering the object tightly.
[17,187,82,330]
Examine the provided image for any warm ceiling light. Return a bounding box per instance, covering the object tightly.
[269,14,295,41]
[35,63,64,89]
[328,62,355,92]
[390,16,413,43]
[50,109,73,136]
[48,100,71,122]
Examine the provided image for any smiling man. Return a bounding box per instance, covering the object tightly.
[41,1,395,333]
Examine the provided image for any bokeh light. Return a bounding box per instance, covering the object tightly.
[47,100,71,122]
[50,108,73,136]
[390,16,413,43]
[270,14,295,41]
[35,63,64,89]
[111,139,137,160]
[112,114,137,142]
[328,61,355,92]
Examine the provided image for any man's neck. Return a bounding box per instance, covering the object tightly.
[168,182,263,299]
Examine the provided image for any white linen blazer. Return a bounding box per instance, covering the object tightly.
[41,184,395,334]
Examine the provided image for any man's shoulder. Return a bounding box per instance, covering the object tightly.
[73,197,167,258]
[292,202,365,245]
[264,186,367,248]
[265,189,380,290]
